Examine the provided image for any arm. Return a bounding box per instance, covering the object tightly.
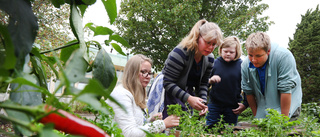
[277,50,298,117]
[280,93,291,117]
[246,94,257,116]
[163,47,191,102]
[108,89,166,137]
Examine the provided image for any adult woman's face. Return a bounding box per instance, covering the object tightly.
[198,36,217,56]
[139,61,152,88]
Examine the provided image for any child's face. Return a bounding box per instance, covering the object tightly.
[247,48,270,68]
[221,45,236,62]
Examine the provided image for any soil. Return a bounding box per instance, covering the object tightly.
[0,119,14,137]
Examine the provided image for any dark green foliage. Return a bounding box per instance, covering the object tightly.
[238,107,254,122]
[302,102,320,121]
[166,104,183,116]
[83,99,124,137]
[289,5,320,103]
[0,0,38,72]
[116,0,273,71]
[237,109,300,136]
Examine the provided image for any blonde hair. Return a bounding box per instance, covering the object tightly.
[219,36,242,60]
[122,54,152,109]
[179,19,223,54]
[245,32,271,52]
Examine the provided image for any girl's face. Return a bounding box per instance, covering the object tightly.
[221,45,236,62]
[198,36,217,56]
[139,61,152,88]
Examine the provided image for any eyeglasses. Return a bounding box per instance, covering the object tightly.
[140,70,154,78]
[200,35,217,48]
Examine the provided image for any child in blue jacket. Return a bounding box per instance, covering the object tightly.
[206,36,248,127]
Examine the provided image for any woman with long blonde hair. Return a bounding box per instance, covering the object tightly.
[148,19,223,119]
[107,54,180,137]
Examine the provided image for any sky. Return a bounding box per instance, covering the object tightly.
[83,0,320,49]
[260,0,320,48]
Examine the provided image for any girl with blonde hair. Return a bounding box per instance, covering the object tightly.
[206,36,248,128]
[107,54,180,137]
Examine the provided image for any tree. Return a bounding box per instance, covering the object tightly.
[116,0,273,71]
[32,0,72,54]
[288,5,320,103]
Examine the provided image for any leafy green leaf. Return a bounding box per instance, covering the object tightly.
[77,4,88,17]
[81,0,96,5]
[30,56,48,90]
[9,76,50,95]
[77,93,109,114]
[0,0,38,71]
[94,26,114,36]
[105,72,117,97]
[78,79,109,97]
[60,40,80,65]
[10,83,43,106]
[50,0,65,8]
[110,34,130,48]
[0,24,16,70]
[86,40,102,49]
[92,49,115,89]
[84,22,95,31]
[63,49,88,83]
[111,43,126,56]
[102,0,117,25]
[70,1,87,56]
[4,109,33,136]
[39,123,64,137]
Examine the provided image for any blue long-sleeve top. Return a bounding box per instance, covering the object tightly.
[209,57,249,108]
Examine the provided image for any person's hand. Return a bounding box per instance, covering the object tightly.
[208,75,221,84]
[150,113,163,122]
[163,115,180,128]
[187,96,207,111]
[199,107,208,116]
[232,103,246,115]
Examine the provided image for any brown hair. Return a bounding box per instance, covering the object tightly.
[219,36,242,60]
[245,32,271,52]
[122,54,152,109]
[179,19,223,54]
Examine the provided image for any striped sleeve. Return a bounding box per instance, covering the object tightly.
[163,47,190,102]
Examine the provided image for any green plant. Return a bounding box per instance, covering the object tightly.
[297,103,320,136]
[302,102,320,121]
[166,104,184,117]
[166,104,234,137]
[237,108,300,136]
[297,116,320,137]
[0,0,127,136]
[238,107,254,122]
[83,99,124,137]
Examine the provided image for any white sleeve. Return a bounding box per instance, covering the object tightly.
[107,88,166,137]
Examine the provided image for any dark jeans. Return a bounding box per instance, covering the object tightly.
[289,107,301,121]
[206,103,238,126]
